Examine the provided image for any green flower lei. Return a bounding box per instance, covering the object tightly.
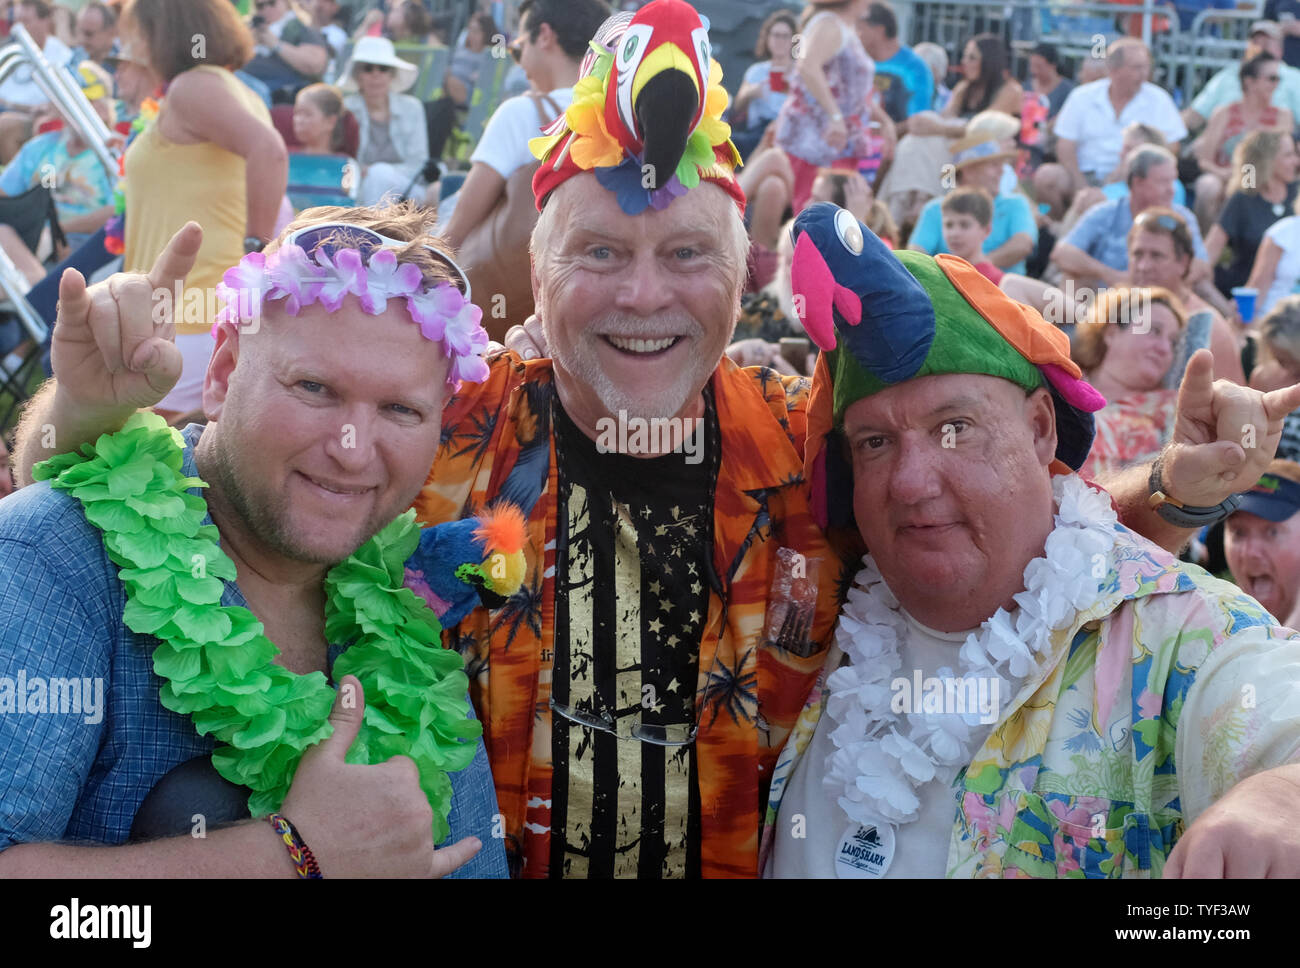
[33,412,481,843]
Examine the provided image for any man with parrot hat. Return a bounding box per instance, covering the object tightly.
[414,0,842,879]
[762,203,1300,878]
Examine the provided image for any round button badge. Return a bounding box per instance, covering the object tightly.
[834,822,895,879]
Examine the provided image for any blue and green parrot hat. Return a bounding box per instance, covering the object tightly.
[792,202,1107,529]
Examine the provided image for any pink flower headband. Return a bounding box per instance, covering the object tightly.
[213,237,490,387]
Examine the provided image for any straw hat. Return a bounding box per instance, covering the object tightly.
[966,110,1020,143]
[950,132,1017,171]
[103,41,147,70]
[341,36,419,93]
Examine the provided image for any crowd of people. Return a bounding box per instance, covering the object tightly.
[1,0,1300,881]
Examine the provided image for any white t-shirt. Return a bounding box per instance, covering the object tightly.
[1053,79,1187,179]
[469,86,574,179]
[0,35,73,108]
[1261,215,1300,317]
[769,610,1005,879]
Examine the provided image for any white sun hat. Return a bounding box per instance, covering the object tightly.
[341,36,419,93]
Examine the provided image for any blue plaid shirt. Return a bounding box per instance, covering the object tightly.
[0,425,506,878]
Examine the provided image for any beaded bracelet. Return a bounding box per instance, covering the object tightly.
[267,813,323,879]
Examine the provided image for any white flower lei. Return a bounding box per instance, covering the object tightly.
[823,473,1119,828]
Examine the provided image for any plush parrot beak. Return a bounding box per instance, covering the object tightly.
[790,231,863,352]
[633,41,700,189]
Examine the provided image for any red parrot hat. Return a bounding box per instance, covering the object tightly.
[530,0,745,216]
[791,202,1107,530]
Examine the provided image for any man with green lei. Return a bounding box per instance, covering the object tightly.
[0,202,506,877]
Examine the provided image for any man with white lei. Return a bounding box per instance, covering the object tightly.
[764,202,1300,878]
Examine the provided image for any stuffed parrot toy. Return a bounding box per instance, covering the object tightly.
[404,503,528,628]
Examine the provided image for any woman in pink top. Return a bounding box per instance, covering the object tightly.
[774,0,878,213]
[1075,286,1188,482]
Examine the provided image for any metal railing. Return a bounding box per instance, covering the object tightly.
[894,0,1261,106]
[0,22,123,346]
[0,24,117,179]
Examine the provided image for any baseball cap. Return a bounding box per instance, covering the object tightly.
[1235,463,1300,522]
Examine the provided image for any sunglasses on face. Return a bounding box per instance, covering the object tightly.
[284,223,472,301]
[358,62,394,74]
[255,0,278,9]
[509,37,524,63]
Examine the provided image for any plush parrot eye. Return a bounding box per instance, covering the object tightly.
[835,207,863,255]
[617,23,653,71]
[690,25,712,86]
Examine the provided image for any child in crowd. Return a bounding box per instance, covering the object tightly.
[940,187,1002,283]
[288,82,357,210]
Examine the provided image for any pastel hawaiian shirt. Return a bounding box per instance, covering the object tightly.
[764,497,1300,878]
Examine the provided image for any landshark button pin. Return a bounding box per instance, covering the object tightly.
[835,822,894,878]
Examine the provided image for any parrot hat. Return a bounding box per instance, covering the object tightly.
[529,0,744,216]
[790,202,1106,529]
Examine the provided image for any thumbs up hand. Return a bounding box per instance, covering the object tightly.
[279,675,482,877]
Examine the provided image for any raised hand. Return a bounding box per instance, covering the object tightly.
[280,675,482,878]
[51,221,201,416]
[1164,349,1300,507]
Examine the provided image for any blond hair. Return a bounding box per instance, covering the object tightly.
[270,201,461,291]
[1257,294,1300,366]
[1230,130,1292,199]
[1073,285,1187,371]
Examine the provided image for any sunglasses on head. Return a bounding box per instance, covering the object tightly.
[1134,211,1184,235]
[284,223,472,301]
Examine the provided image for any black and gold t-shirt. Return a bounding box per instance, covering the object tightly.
[549,390,720,878]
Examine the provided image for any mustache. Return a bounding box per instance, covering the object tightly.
[586,310,704,341]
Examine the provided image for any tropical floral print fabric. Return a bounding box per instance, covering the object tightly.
[1078,389,1177,484]
[764,499,1300,878]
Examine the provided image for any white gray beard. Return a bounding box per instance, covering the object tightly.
[556,309,713,421]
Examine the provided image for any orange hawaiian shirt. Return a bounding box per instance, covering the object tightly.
[412,352,846,877]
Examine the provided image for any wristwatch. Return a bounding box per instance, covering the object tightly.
[243,236,265,254]
[1147,450,1242,528]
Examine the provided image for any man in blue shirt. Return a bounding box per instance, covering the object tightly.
[1052,144,1209,288]
[858,2,933,121]
[70,2,121,73]
[0,210,507,878]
